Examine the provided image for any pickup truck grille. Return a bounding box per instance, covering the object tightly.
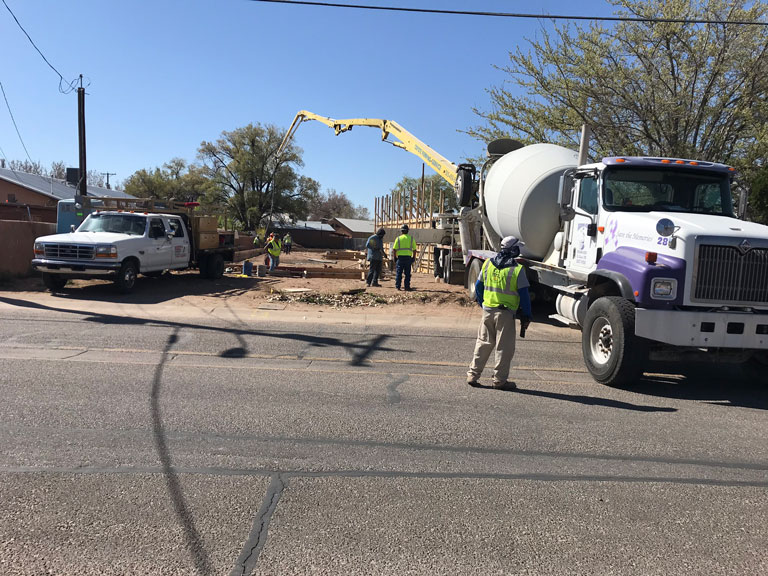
[694,244,768,304]
[43,244,95,260]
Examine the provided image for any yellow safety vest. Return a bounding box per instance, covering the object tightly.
[267,238,282,257]
[481,259,522,310]
[393,234,416,257]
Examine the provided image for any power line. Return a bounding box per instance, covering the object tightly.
[249,0,768,26]
[0,81,34,166]
[1,0,79,93]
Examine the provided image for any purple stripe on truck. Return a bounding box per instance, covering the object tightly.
[597,247,686,308]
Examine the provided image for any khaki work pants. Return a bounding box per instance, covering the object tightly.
[467,307,517,384]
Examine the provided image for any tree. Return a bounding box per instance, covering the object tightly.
[198,123,311,231]
[468,0,768,167]
[123,159,217,204]
[390,173,457,212]
[6,159,108,186]
[308,188,370,221]
[748,166,768,225]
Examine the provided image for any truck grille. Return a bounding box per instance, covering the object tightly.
[43,244,95,260]
[694,244,768,304]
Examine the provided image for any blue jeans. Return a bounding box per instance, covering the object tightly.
[269,254,279,271]
[395,255,412,289]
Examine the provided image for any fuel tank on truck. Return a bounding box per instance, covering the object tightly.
[484,143,579,259]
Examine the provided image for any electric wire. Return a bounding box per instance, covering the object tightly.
[0,81,34,166]
[1,0,80,93]
[248,0,768,26]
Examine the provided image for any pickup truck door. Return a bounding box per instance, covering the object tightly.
[565,175,600,276]
[147,217,173,271]
[167,217,190,268]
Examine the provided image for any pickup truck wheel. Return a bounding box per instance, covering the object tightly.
[582,296,646,386]
[115,261,138,294]
[467,259,482,301]
[41,273,67,292]
[199,255,210,278]
[209,254,225,279]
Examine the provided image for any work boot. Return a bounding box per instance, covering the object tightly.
[493,381,517,391]
[405,287,414,292]
[372,283,381,287]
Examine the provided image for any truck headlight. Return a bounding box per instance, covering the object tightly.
[95,244,118,258]
[651,278,677,300]
[34,242,44,256]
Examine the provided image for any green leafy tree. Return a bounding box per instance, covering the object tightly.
[468,0,768,167]
[198,123,312,231]
[123,159,217,204]
[390,173,457,212]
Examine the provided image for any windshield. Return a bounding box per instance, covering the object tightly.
[78,213,147,235]
[603,168,734,216]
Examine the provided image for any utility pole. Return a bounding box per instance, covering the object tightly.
[101,172,116,190]
[77,75,87,197]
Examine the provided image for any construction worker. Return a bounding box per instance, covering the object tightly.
[466,235,532,390]
[266,232,282,272]
[283,233,292,254]
[365,227,386,287]
[252,234,260,248]
[393,224,416,291]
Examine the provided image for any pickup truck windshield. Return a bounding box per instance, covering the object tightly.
[603,168,734,217]
[78,214,147,235]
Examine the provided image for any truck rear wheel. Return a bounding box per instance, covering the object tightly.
[467,259,482,301]
[209,254,225,279]
[41,273,67,292]
[115,261,138,294]
[582,296,646,386]
[199,255,210,278]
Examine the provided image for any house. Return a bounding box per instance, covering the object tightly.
[0,167,133,223]
[329,218,375,239]
[271,220,345,249]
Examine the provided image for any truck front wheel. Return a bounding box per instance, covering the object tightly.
[115,261,138,294]
[582,296,646,386]
[209,254,225,279]
[41,273,67,292]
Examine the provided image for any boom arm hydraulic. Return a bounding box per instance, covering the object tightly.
[278,110,459,186]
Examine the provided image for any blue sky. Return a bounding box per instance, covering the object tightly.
[1,0,612,210]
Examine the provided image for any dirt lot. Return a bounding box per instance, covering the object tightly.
[2,250,475,314]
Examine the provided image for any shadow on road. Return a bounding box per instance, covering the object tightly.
[151,329,212,575]
[629,370,768,410]
[0,295,397,366]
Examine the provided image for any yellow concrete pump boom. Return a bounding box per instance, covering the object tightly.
[278,110,459,186]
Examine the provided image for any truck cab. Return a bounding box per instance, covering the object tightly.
[555,157,768,383]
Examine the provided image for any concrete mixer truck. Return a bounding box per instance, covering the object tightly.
[279,111,768,385]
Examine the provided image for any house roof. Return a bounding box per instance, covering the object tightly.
[0,167,133,201]
[273,220,335,232]
[330,218,375,234]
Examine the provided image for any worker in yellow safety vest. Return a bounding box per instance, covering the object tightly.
[392,224,416,291]
[266,233,282,272]
[466,235,533,390]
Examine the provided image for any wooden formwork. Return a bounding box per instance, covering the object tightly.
[373,181,453,276]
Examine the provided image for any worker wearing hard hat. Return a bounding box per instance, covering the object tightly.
[467,235,532,390]
[266,232,282,272]
[392,224,416,291]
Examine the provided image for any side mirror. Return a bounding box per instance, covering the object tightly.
[167,232,175,240]
[560,207,576,222]
[70,225,76,233]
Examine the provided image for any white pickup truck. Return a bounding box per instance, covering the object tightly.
[32,210,234,293]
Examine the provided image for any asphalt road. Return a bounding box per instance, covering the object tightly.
[0,292,767,575]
